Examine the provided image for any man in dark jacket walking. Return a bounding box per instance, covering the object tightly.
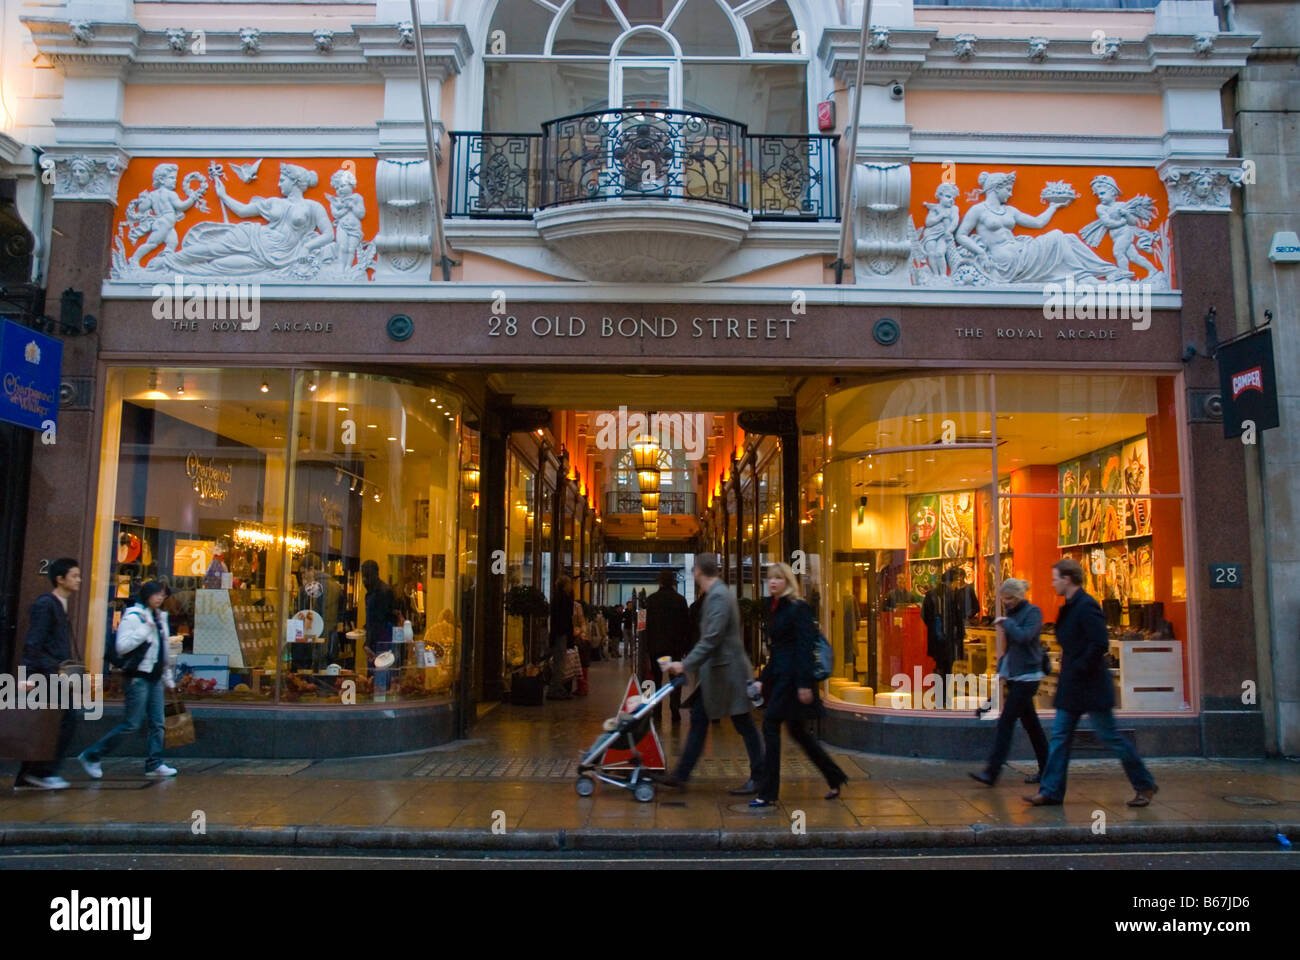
[663,554,763,793]
[1025,558,1157,807]
[13,558,82,790]
[644,569,690,724]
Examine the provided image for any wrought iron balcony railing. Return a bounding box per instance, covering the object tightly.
[604,491,698,516]
[449,109,838,222]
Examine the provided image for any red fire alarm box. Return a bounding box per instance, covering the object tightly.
[817,100,836,131]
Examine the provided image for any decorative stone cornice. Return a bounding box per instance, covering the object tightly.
[22,19,472,79]
[40,147,131,203]
[819,27,1260,88]
[354,22,472,76]
[21,17,141,72]
[1157,159,1247,213]
[820,27,937,83]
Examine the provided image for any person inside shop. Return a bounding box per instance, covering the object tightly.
[361,559,399,676]
[921,566,980,708]
[296,553,341,670]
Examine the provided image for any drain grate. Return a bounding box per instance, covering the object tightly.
[1223,795,1278,806]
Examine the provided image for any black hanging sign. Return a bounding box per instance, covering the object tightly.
[1218,328,1280,439]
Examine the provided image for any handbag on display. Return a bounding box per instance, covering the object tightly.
[163,690,196,749]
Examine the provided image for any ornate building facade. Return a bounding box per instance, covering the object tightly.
[1,0,1280,758]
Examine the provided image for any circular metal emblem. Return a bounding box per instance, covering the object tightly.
[873,317,901,346]
[1203,393,1223,420]
[386,313,414,342]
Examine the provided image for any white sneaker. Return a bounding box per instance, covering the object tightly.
[77,752,103,780]
[145,764,178,778]
[15,774,70,790]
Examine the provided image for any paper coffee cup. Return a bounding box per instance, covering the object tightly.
[657,656,671,672]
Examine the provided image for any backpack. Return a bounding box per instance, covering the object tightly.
[107,608,152,674]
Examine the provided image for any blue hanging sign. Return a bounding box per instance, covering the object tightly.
[0,319,63,431]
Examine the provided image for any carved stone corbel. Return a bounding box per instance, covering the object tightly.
[43,149,130,204]
[373,156,434,277]
[853,161,913,281]
[1157,160,1245,214]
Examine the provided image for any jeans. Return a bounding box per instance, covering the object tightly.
[757,713,846,801]
[674,695,763,783]
[982,680,1049,780]
[1039,706,1156,802]
[83,675,166,772]
[15,701,79,782]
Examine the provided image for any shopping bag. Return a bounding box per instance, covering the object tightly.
[563,647,582,681]
[163,691,196,749]
[0,704,63,760]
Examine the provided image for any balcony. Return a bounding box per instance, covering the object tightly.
[448,110,838,282]
[601,489,700,545]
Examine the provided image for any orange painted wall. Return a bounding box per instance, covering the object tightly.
[1009,465,1063,616]
[111,156,380,269]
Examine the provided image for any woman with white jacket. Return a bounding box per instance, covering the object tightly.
[78,580,177,779]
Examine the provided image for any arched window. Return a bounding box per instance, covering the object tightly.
[482,0,808,133]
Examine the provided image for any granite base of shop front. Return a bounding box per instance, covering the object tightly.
[819,705,1265,761]
[67,700,457,759]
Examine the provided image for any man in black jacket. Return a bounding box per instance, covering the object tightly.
[644,570,690,724]
[14,558,82,790]
[1025,558,1157,807]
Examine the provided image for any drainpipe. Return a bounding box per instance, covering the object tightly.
[408,0,457,280]
[832,0,873,284]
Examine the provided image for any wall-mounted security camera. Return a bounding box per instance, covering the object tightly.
[889,82,905,101]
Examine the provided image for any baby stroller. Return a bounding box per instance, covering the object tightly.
[576,675,684,802]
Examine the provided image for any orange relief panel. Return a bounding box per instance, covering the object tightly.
[109,156,380,281]
[910,163,1173,288]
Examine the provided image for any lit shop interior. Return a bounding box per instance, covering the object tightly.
[87,368,479,705]
[799,373,1189,716]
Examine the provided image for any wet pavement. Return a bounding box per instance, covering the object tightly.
[2,661,1298,841]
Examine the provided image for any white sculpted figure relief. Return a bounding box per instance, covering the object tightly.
[124,163,209,268]
[1079,175,1164,283]
[111,160,378,282]
[918,183,960,278]
[907,170,1170,288]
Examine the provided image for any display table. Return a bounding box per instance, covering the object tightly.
[875,690,912,709]
[1120,639,1184,711]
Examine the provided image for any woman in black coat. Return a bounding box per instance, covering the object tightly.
[751,563,848,807]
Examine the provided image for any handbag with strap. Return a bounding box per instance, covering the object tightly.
[811,630,833,682]
[163,689,196,749]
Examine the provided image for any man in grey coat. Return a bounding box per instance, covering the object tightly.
[663,554,764,795]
